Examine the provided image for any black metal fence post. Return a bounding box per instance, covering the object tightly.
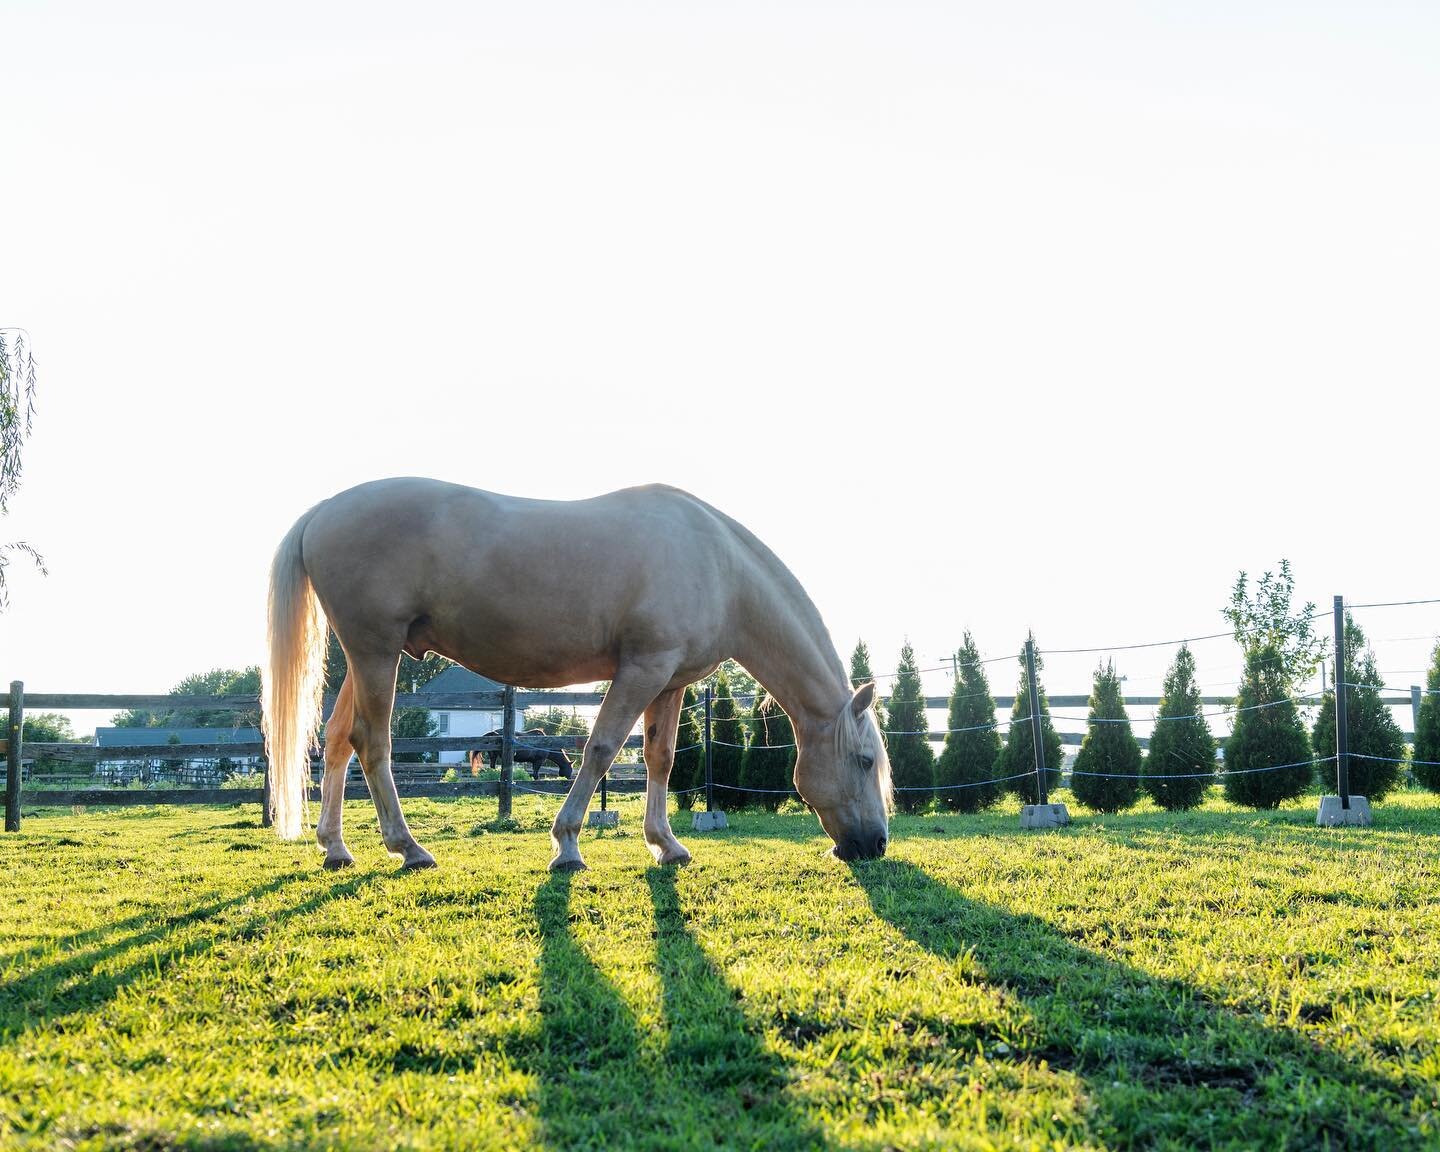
[5,682,23,832]
[1333,595,1350,809]
[498,685,515,819]
[704,685,714,812]
[1024,639,1046,806]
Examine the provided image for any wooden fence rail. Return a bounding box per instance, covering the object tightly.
[2,681,1425,830]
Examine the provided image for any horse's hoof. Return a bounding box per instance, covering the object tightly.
[548,855,587,873]
[400,852,438,871]
[322,855,354,871]
[650,843,692,867]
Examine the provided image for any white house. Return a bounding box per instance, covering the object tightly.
[416,666,512,766]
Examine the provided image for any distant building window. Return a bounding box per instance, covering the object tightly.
[436,713,450,734]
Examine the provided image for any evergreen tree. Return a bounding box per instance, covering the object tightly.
[1223,642,1314,808]
[709,669,745,806]
[933,632,1001,812]
[1070,661,1142,813]
[849,639,885,730]
[739,691,796,810]
[672,685,705,810]
[885,641,935,812]
[1414,641,1440,792]
[997,636,1065,804]
[1311,613,1405,802]
[1143,644,1215,811]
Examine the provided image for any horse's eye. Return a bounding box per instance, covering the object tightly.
[860,754,875,772]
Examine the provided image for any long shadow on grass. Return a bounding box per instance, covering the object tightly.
[850,858,1426,1150]
[534,871,826,1151]
[0,871,377,1043]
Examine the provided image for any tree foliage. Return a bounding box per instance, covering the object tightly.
[114,667,263,729]
[0,329,43,609]
[849,639,885,730]
[672,684,705,810]
[1070,661,1142,813]
[996,636,1064,805]
[1414,641,1440,793]
[522,705,590,741]
[1142,644,1215,811]
[886,641,935,813]
[1312,614,1405,801]
[1223,643,1314,808]
[739,691,796,810]
[1222,561,1327,692]
[709,669,745,804]
[933,632,1001,812]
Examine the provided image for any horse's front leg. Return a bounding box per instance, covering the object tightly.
[550,659,675,872]
[642,687,690,866]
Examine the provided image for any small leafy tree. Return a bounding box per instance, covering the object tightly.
[1311,613,1405,801]
[1222,561,1327,692]
[1223,642,1313,808]
[1414,641,1440,792]
[672,685,705,810]
[739,691,796,810]
[850,639,885,730]
[1143,644,1215,811]
[997,635,1064,804]
[22,712,76,776]
[933,632,1001,812]
[709,669,745,805]
[523,705,590,741]
[1,329,43,609]
[1070,661,1142,813]
[886,641,935,812]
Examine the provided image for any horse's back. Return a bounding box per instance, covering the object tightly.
[298,478,742,684]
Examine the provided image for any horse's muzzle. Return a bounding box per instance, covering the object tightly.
[833,833,888,862]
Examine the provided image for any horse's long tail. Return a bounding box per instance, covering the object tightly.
[261,505,328,841]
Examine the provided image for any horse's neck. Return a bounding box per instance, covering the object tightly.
[730,571,850,735]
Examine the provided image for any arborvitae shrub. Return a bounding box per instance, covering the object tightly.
[739,692,796,811]
[1070,660,1142,813]
[886,641,935,813]
[997,636,1065,805]
[1223,643,1313,808]
[1311,614,1405,801]
[934,631,1001,812]
[1415,642,1440,792]
[1143,644,1215,811]
[709,670,745,807]
[850,639,886,731]
[672,684,704,810]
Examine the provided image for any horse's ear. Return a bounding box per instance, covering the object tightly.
[850,682,875,718]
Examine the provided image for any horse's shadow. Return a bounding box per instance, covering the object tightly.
[534,869,827,1151]
[848,857,1423,1149]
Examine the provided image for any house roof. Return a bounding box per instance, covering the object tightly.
[417,666,508,696]
[94,727,262,747]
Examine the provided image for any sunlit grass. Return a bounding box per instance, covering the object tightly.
[1,789,1438,1149]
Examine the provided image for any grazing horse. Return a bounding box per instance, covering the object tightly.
[262,478,892,871]
[474,728,574,781]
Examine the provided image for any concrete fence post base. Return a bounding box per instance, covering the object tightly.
[1316,796,1371,827]
[692,810,728,831]
[1020,803,1071,830]
[586,810,619,829]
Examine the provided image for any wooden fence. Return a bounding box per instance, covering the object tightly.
[1,680,1424,831]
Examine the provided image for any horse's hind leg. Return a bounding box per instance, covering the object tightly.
[316,673,357,869]
[348,652,436,870]
[642,687,690,866]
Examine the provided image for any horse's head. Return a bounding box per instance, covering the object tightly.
[793,682,892,861]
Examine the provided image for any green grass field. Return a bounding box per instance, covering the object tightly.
[2,790,1438,1150]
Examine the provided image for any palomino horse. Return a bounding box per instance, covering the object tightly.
[262,478,892,871]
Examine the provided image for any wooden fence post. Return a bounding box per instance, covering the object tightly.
[498,685,515,819]
[260,761,273,828]
[5,682,23,832]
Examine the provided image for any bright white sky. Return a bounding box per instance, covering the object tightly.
[2,1,1437,738]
